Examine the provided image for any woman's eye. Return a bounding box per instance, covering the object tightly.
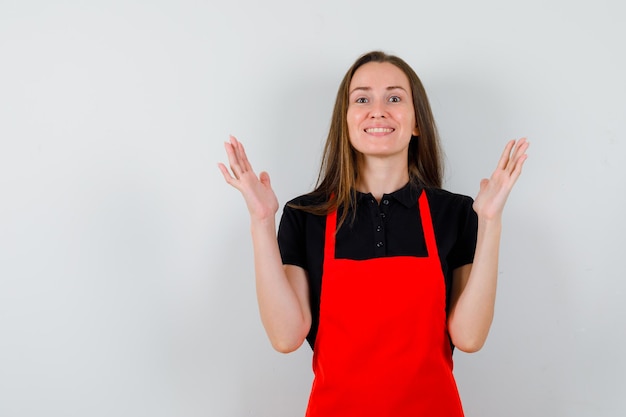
[389,96,401,103]
[355,97,368,103]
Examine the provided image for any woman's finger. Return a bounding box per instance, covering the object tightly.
[508,139,529,176]
[230,135,249,174]
[497,140,516,171]
[500,141,528,188]
[217,162,235,183]
[234,137,253,173]
[509,138,527,163]
[218,162,245,190]
[510,151,528,180]
[499,138,528,175]
[224,141,243,179]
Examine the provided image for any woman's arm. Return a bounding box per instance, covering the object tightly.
[447,138,529,353]
[218,136,311,353]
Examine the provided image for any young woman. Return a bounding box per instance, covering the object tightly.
[218,51,528,417]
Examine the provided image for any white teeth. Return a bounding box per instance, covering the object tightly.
[365,127,394,133]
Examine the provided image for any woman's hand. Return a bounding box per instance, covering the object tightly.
[218,135,279,222]
[448,138,528,352]
[473,138,529,220]
[219,136,311,352]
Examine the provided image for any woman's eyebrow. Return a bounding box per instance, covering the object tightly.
[386,86,409,93]
[349,86,408,95]
[349,86,371,95]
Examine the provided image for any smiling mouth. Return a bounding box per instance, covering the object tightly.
[365,127,394,133]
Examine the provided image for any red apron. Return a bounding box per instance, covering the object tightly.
[305,191,464,417]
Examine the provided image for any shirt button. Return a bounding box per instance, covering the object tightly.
[382,199,389,205]
[376,241,384,248]
[376,225,382,232]
[380,213,386,218]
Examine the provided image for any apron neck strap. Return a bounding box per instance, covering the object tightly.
[324,190,439,260]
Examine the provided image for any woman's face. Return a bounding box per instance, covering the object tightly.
[346,62,419,161]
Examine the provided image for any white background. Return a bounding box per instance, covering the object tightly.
[1,0,625,416]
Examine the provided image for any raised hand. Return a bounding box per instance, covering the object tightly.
[472,138,529,220]
[218,135,279,222]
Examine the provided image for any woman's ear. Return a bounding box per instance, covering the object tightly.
[412,126,420,136]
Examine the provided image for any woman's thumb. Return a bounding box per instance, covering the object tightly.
[259,171,271,187]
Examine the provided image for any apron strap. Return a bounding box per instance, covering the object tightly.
[418,190,440,259]
[324,210,338,262]
[324,190,439,261]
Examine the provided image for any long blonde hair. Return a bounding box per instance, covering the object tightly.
[290,51,443,230]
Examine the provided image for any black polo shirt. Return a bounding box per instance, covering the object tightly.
[277,182,478,349]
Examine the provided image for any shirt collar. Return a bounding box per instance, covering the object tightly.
[355,182,423,208]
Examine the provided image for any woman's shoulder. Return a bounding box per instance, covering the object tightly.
[424,187,475,216]
[285,191,327,210]
[279,192,326,239]
[426,188,473,201]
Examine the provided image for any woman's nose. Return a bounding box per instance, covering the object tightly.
[369,101,386,118]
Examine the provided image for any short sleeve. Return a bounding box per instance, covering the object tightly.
[446,195,478,270]
[277,204,308,270]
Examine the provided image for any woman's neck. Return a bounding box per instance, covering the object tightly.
[356,156,409,202]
